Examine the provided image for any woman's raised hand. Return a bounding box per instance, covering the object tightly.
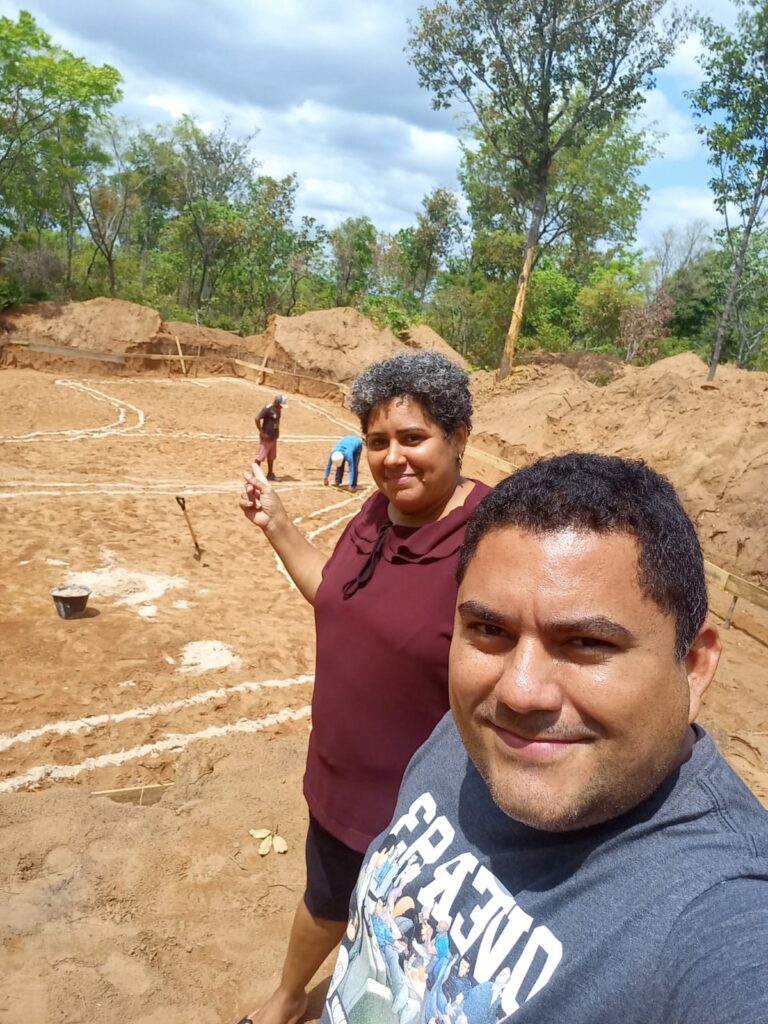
[239,463,286,533]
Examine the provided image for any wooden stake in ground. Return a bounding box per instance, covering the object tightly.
[175,495,202,560]
[174,335,188,376]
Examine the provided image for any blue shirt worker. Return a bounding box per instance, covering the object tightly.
[323,435,363,492]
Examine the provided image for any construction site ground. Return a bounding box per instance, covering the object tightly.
[1,347,766,1023]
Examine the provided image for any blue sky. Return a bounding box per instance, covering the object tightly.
[1,1,738,252]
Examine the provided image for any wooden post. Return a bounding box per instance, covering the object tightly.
[174,335,187,376]
[724,595,739,630]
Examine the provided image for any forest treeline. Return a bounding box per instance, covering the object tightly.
[1,6,767,373]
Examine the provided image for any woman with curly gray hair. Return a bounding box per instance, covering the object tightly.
[237,351,490,1024]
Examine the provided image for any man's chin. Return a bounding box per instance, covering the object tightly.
[486,778,589,832]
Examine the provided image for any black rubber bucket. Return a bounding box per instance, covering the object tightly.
[51,584,91,619]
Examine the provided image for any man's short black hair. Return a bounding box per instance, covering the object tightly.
[458,453,707,659]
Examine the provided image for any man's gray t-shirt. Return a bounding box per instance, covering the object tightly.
[323,714,768,1024]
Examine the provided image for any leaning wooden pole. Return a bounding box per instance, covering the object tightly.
[500,244,536,379]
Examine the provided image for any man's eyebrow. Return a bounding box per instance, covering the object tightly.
[457,600,508,626]
[457,604,638,645]
[552,616,637,645]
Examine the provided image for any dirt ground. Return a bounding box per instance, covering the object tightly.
[1,364,766,1024]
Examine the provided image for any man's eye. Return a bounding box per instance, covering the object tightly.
[469,621,507,638]
[570,637,613,650]
[403,434,424,445]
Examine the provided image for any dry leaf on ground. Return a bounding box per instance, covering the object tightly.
[272,834,288,854]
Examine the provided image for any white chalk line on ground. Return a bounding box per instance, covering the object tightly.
[1,376,355,449]
[156,432,341,442]
[274,512,358,590]
[307,513,357,541]
[272,489,369,591]
[0,380,145,443]
[65,376,358,432]
[0,481,333,500]
[0,434,344,446]
[0,673,315,753]
[0,705,312,794]
[307,491,369,519]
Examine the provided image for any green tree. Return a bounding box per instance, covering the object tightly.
[221,174,327,327]
[397,187,463,301]
[688,0,768,379]
[575,253,647,348]
[66,122,157,292]
[0,11,121,229]
[330,216,376,306]
[170,116,258,309]
[522,262,579,350]
[122,130,181,291]
[408,0,686,375]
[665,248,723,347]
[461,117,652,274]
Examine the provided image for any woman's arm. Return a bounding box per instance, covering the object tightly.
[240,463,328,605]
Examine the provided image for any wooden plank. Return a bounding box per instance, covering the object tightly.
[465,446,516,474]
[91,782,173,806]
[4,339,125,364]
[704,560,768,613]
[723,573,768,613]
[704,561,730,589]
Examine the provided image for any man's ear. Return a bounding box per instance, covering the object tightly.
[684,623,721,723]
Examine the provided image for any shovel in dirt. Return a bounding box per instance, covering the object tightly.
[176,495,203,561]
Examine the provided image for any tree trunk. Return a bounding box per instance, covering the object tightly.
[500,178,548,379]
[65,192,75,287]
[708,160,767,381]
[708,219,755,381]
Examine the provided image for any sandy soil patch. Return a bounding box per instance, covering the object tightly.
[0,363,765,1024]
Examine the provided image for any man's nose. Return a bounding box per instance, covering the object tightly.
[494,638,563,714]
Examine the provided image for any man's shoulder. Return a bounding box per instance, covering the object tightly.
[398,713,470,792]
[677,729,768,855]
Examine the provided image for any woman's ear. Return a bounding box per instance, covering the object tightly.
[452,421,469,452]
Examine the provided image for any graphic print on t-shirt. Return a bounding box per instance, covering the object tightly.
[325,790,562,1024]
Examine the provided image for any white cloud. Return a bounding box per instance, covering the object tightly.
[407,126,462,173]
[637,186,722,249]
[143,93,190,120]
[638,89,701,162]
[665,32,706,80]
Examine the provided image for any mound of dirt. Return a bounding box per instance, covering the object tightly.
[0,298,162,353]
[517,348,626,385]
[472,352,768,584]
[399,324,469,369]
[1,300,468,388]
[242,307,407,384]
[160,320,242,354]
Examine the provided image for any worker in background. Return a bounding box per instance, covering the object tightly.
[323,434,363,492]
[255,394,288,481]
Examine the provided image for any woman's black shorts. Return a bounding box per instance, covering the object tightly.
[303,814,365,921]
